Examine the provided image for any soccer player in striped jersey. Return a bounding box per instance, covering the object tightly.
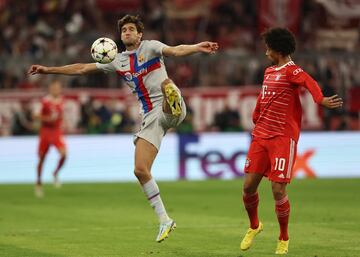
[28,15,218,242]
[240,28,342,254]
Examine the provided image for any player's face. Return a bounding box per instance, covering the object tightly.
[49,81,62,97]
[121,23,142,47]
[265,45,280,65]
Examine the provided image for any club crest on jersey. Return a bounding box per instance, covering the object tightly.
[245,158,251,168]
[138,54,145,63]
[275,74,281,81]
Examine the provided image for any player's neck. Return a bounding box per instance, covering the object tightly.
[49,95,61,101]
[126,42,141,51]
[277,56,292,67]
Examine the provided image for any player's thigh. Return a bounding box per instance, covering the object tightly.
[134,137,158,172]
[244,138,271,176]
[38,137,50,158]
[267,137,297,183]
[54,136,67,156]
[134,110,166,151]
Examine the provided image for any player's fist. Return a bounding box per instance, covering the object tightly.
[28,65,48,75]
[197,41,219,54]
[321,94,343,109]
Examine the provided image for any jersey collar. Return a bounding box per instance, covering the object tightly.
[275,60,294,71]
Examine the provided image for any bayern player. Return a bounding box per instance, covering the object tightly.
[28,15,218,242]
[239,28,343,255]
[35,80,67,198]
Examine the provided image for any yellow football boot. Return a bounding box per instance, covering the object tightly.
[164,83,182,116]
[240,222,263,251]
[275,239,289,254]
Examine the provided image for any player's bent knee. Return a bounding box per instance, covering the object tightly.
[243,184,257,195]
[161,78,173,87]
[271,185,287,199]
[134,168,150,181]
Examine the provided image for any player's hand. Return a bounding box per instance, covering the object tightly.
[196,41,219,54]
[28,65,48,75]
[321,94,343,109]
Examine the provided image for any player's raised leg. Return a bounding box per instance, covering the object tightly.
[53,143,67,188]
[272,182,290,254]
[35,140,50,198]
[134,138,176,242]
[161,78,182,116]
[240,172,263,251]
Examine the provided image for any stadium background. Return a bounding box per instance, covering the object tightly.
[0,1,360,257]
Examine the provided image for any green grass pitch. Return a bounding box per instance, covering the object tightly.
[0,179,359,257]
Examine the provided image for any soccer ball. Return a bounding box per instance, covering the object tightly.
[91,37,118,64]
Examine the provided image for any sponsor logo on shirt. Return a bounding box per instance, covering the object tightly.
[124,72,133,81]
[293,68,303,75]
[124,68,148,81]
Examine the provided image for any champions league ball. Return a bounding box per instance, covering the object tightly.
[91,37,118,64]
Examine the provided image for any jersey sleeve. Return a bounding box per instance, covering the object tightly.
[287,66,324,104]
[95,55,118,73]
[147,40,169,57]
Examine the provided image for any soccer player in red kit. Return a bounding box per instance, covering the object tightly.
[240,28,343,254]
[35,80,67,197]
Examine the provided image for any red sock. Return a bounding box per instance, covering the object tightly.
[243,192,259,229]
[275,196,290,241]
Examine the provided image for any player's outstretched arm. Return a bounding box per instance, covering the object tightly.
[321,94,343,109]
[163,41,219,57]
[27,63,98,76]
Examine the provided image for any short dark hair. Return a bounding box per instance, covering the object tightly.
[117,14,144,33]
[262,28,296,56]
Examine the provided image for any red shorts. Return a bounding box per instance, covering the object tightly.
[38,133,66,157]
[244,136,297,183]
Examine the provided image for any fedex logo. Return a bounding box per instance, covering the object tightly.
[177,134,317,179]
[178,134,249,179]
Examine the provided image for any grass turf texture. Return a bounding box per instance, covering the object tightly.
[0,179,359,257]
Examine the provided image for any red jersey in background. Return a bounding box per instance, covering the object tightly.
[38,96,65,156]
[252,61,323,142]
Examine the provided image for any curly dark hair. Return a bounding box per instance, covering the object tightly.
[117,14,144,33]
[262,28,296,56]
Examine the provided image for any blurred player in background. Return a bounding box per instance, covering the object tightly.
[240,28,343,254]
[28,14,218,242]
[34,80,67,198]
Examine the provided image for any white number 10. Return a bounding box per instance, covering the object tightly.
[274,158,286,171]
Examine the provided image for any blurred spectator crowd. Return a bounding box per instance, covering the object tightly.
[1,0,360,134]
[10,96,137,136]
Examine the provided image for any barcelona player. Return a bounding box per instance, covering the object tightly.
[28,15,218,241]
